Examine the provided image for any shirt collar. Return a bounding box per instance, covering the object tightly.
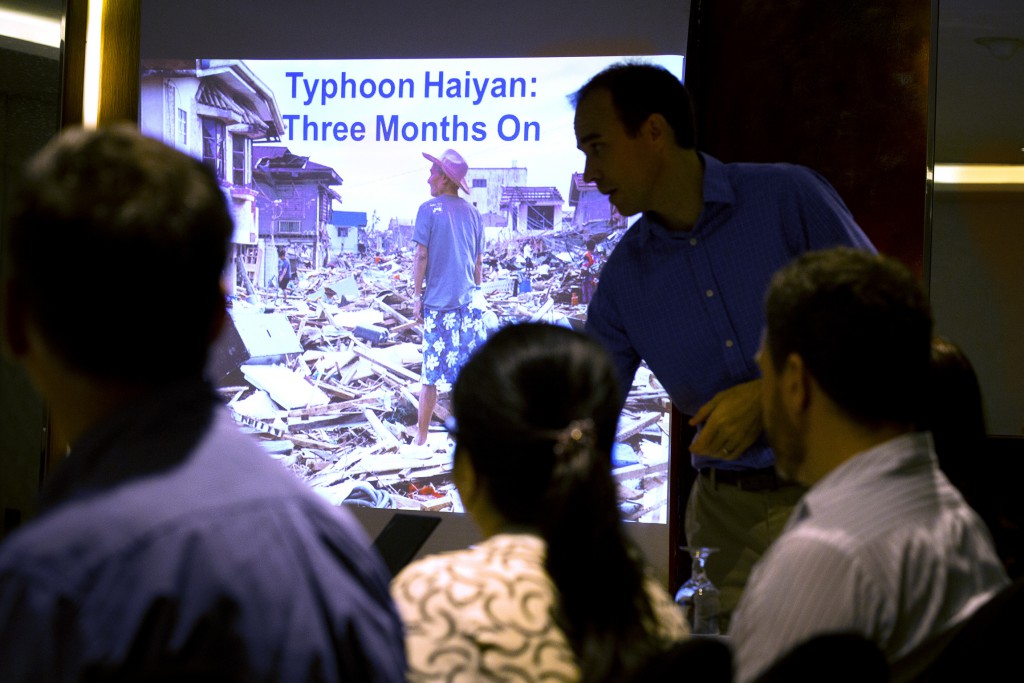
[700,152,735,207]
[795,431,935,522]
[634,152,734,245]
[40,379,218,511]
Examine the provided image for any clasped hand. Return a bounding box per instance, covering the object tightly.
[688,379,763,459]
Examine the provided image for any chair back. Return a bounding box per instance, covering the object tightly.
[911,577,1024,682]
[751,632,889,683]
[624,637,732,683]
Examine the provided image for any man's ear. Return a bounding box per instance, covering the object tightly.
[641,113,674,150]
[780,352,812,421]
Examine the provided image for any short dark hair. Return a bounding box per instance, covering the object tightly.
[6,124,232,382]
[571,62,696,149]
[764,247,933,426]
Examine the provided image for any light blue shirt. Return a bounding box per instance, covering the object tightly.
[729,432,1009,682]
[413,193,483,311]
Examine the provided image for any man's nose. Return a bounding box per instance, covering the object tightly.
[582,158,598,183]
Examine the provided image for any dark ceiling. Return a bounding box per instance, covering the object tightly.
[934,0,1024,163]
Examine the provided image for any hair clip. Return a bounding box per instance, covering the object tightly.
[553,418,595,461]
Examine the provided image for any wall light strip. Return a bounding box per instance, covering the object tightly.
[0,8,61,48]
[82,0,106,128]
[934,164,1024,185]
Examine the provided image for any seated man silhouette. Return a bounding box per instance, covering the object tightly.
[0,125,407,682]
[728,247,1008,682]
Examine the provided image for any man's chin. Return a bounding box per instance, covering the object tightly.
[609,197,639,217]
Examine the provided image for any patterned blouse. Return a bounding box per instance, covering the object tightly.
[390,533,688,682]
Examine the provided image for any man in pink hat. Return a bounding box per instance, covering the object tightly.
[411,149,485,446]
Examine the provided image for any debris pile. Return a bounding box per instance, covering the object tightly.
[218,229,670,522]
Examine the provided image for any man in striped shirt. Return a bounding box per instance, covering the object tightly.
[729,248,1008,682]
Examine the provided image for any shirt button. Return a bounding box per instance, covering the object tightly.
[690,238,698,246]
[705,289,714,297]
[725,339,735,348]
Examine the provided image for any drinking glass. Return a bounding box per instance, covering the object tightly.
[674,546,721,635]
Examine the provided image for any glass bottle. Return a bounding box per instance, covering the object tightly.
[674,546,721,635]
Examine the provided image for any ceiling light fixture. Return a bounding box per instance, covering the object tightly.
[82,0,107,128]
[974,36,1024,61]
[0,8,61,48]
[934,164,1024,186]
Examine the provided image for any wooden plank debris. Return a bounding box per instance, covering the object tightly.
[375,298,412,326]
[241,364,330,410]
[616,412,665,441]
[219,232,671,517]
[350,342,420,383]
[363,408,401,449]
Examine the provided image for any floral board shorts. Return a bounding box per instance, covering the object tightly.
[422,302,484,390]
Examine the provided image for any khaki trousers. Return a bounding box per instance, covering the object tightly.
[684,472,806,632]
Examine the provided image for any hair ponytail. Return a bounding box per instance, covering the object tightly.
[452,324,668,682]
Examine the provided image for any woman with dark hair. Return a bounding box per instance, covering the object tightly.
[390,322,687,682]
[925,337,1021,580]
[925,337,987,494]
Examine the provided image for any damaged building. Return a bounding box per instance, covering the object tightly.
[252,146,343,275]
[140,58,286,299]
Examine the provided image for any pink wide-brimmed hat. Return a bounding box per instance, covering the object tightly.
[423,149,471,194]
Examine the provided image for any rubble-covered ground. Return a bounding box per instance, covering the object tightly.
[219,228,671,523]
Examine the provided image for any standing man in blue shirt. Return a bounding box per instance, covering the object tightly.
[411,148,485,446]
[0,125,408,682]
[572,62,875,627]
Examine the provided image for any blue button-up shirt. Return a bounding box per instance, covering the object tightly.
[586,153,875,471]
[0,381,408,683]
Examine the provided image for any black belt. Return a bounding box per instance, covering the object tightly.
[699,466,781,492]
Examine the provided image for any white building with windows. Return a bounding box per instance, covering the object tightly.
[465,166,565,232]
[139,59,285,295]
[465,167,528,227]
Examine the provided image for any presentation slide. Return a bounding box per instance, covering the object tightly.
[139,54,683,523]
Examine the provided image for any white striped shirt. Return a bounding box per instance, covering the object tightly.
[729,432,1008,682]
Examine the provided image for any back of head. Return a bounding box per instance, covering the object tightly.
[764,247,933,426]
[926,337,986,454]
[452,322,621,522]
[925,337,987,496]
[571,62,697,149]
[451,322,662,681]
[6,124,232,383]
